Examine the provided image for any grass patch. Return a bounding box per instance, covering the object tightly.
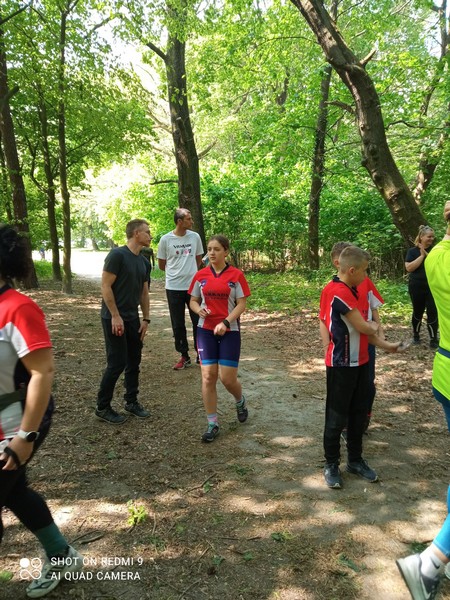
[247,270,410,323]
[33,260,53,280]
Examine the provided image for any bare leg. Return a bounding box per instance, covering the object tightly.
[218,365,242,399]
[201,364,219,415]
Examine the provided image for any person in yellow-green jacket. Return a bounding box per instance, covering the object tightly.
[425,199,450,431]
[396,200,450,600]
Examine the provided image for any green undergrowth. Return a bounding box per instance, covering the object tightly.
[33,260,53,279]
[247,270,411,324]
[33,260,411,325]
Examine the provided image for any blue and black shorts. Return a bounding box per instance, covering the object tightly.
[197,328,241,368]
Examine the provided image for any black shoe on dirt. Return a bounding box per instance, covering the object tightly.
[202,423,220,443]
[324,463,342,489]
[236,396,248,423]
[125,402,150,418]
[95,407,127,425]
[346,458,378,482]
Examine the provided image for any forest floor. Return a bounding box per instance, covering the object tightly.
[1,265,449,600]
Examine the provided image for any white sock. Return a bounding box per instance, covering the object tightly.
[420,547,444,578]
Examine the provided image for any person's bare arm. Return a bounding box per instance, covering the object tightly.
[345,308,379,336]
[139,282,150,341]
[196,254,203,268]
[405,247,427,273]
[444,201,450,221]
[371,308,385,341]
[1,348,54,470]
[158,258,166,271]
[319,319,330,352]
[190,295,209,319]
[368,334,401,353]
[214,297,247,336]
[101,271,123,336]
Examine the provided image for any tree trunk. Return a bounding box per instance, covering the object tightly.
[58,9,72,293]
[38,96,62,281]
[0,27,38,288]
[309,63,332,269]
[290,0,426,245]
[166,34,206,249]
[0,132,13,220]
[412,0,448,203]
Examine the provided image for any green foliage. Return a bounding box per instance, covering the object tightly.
[409,541,428,554]
[247,270,411,323]
[247,271,327,313]
[338,554,367,573]
[3,0,448,273]
[127,501,148,527]
[33,260,54,280]
[271,531,294,543]
[0,571,13,582]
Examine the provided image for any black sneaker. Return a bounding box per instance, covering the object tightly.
[324,463,342,489]
[236,396,248,423]
[396,553,440,600]
[429,339,439,349]
[202,423,220,443]
[125,402,150,418]
[346,458,378,482]
[413,336,421,345]
[95,407,127,424]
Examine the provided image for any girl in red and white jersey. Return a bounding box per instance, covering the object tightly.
[189,235,251,442]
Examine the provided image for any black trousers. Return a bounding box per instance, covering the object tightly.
[97,317,143,410]
[408,279,438,340]
[324,364,369,465]
[166,290,199,357]
[0,426,53,543]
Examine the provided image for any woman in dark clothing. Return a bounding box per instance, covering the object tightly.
[405,225,438,348]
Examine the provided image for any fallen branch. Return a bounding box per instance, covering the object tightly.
[178,578,202,600]
[185,473,217,492]
[71,530,105,544]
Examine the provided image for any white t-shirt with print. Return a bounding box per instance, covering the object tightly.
[157,230,204,290]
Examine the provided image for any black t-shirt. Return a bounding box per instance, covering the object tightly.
[140,248,153,279]
[405,246,428,284]
[101,246,150,321]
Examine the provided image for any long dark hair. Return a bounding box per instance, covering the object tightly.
[0,225,31,283]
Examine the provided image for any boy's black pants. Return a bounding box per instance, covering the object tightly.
[324,363,369,465]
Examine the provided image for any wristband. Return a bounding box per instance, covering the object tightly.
[223,319,230,328]
[143,318,151,323]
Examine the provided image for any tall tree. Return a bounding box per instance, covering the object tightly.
[290,0,426,244]
[0,14,37,287]
[412,0,449,203]
[122,0,206,247]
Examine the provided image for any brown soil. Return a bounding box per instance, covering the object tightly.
[1,274,449,600]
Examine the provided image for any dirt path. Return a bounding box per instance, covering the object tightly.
[1,276,449,600]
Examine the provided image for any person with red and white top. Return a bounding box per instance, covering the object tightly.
[319,245,380,489]
[189,235,251,442]
[328,242,404,433]
[0,224,82,597]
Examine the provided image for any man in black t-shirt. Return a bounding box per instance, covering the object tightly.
[95,219,152,424]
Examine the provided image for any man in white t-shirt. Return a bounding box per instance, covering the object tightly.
[158,209,204,369]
